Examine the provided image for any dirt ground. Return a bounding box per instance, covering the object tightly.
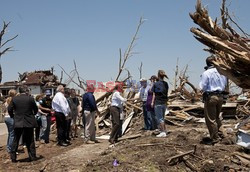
[0,131,109,172]
[0,117,249,172]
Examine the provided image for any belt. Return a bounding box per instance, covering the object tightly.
[111,106,120,109]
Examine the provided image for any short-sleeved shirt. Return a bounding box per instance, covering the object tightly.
[152,80,169,105]
[40,97,52,115]
[139,85,150,102]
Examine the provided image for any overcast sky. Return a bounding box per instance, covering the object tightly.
[0,0,249,90]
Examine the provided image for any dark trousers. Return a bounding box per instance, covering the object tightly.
[55,112,67,143]
[143,102,152,130]
[44,116,51,143]
[66,119,72,140]
[109,106,121,143]
[11,128,36,160]
[35,117,41,141]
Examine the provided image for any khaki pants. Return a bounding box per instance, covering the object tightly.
[84,110,96,141]
[204,95,223,140]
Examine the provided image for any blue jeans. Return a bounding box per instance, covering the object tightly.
[148,111,157,130]
[154,104,166,124]
[4,116,14,152]
[40,115,51,143]
[143,102,152,130]
[40,115,47,140]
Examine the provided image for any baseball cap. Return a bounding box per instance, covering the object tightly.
[140,78,147,82]
[149,75,157,81]
[45,90,51,96]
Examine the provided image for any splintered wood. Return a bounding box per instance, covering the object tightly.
[190,0,250,88]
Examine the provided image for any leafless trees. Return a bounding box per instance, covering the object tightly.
[0,21,18,83]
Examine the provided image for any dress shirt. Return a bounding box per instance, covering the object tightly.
[199,67,227,92]
[111,91,127,109]
[82,92,97,112]
[52,92,70,116]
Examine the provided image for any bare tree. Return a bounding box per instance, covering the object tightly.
[58,60,87,90]
[138,62,143,79]
[115,17,145,81]
[0,21,18,83]
[96,17,145,103]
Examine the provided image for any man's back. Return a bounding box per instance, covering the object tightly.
[200,67,227,92]
[8,94,38,128]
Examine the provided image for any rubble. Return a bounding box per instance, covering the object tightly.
[190,0,250,88]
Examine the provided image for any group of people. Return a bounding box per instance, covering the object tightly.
[2,55,228,162]
[108,69,170,145]
[3,85,82,162]
[108,55,228,145]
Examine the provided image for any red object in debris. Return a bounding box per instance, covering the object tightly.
[51,116,56,122]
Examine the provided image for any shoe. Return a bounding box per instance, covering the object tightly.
[29,156,38,162]
[200,137,220,145]
[109,139,115,144]
[156,132,167,138]
[65,140,71,145]
[10,153,17,163]
[11,159,17,163]
[40,140,46,144]
[94,140,100,143]
[85,140,95,144]
[57,142,68,147]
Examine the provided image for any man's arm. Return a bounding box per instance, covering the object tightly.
[31,98,38,115]
[39,100,52,113]
[199,73,208,91]
[8,100,14,118]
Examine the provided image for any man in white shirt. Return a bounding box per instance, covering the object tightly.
[109,83,127,144]
[200,56,227,144]
[52,85,71,147]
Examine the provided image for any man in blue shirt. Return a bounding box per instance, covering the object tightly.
[199,56,227,144]
[82,85,100,144]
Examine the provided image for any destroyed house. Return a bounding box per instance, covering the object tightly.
[0,70,62,97]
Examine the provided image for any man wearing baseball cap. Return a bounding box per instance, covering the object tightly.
[39,89,53,143]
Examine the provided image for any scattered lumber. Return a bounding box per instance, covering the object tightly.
[233,152,250,161]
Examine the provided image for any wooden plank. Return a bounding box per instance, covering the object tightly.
[168,102,237,109]
[167,149,195,164]
[126,102,143,111]
[122,111,135,135]
[119,134,141,141]
[165,119,184,127]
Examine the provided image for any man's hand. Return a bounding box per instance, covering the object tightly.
[96,111,101,116]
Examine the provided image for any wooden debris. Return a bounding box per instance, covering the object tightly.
[118,134,142,141]
[183,157,198,172]
[122,112,135,135]
[167,149,195,164]
[190,0,250,88]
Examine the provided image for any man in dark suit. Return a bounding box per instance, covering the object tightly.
[8,85,38,162]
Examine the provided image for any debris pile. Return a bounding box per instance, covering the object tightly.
[190,0,250,88]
